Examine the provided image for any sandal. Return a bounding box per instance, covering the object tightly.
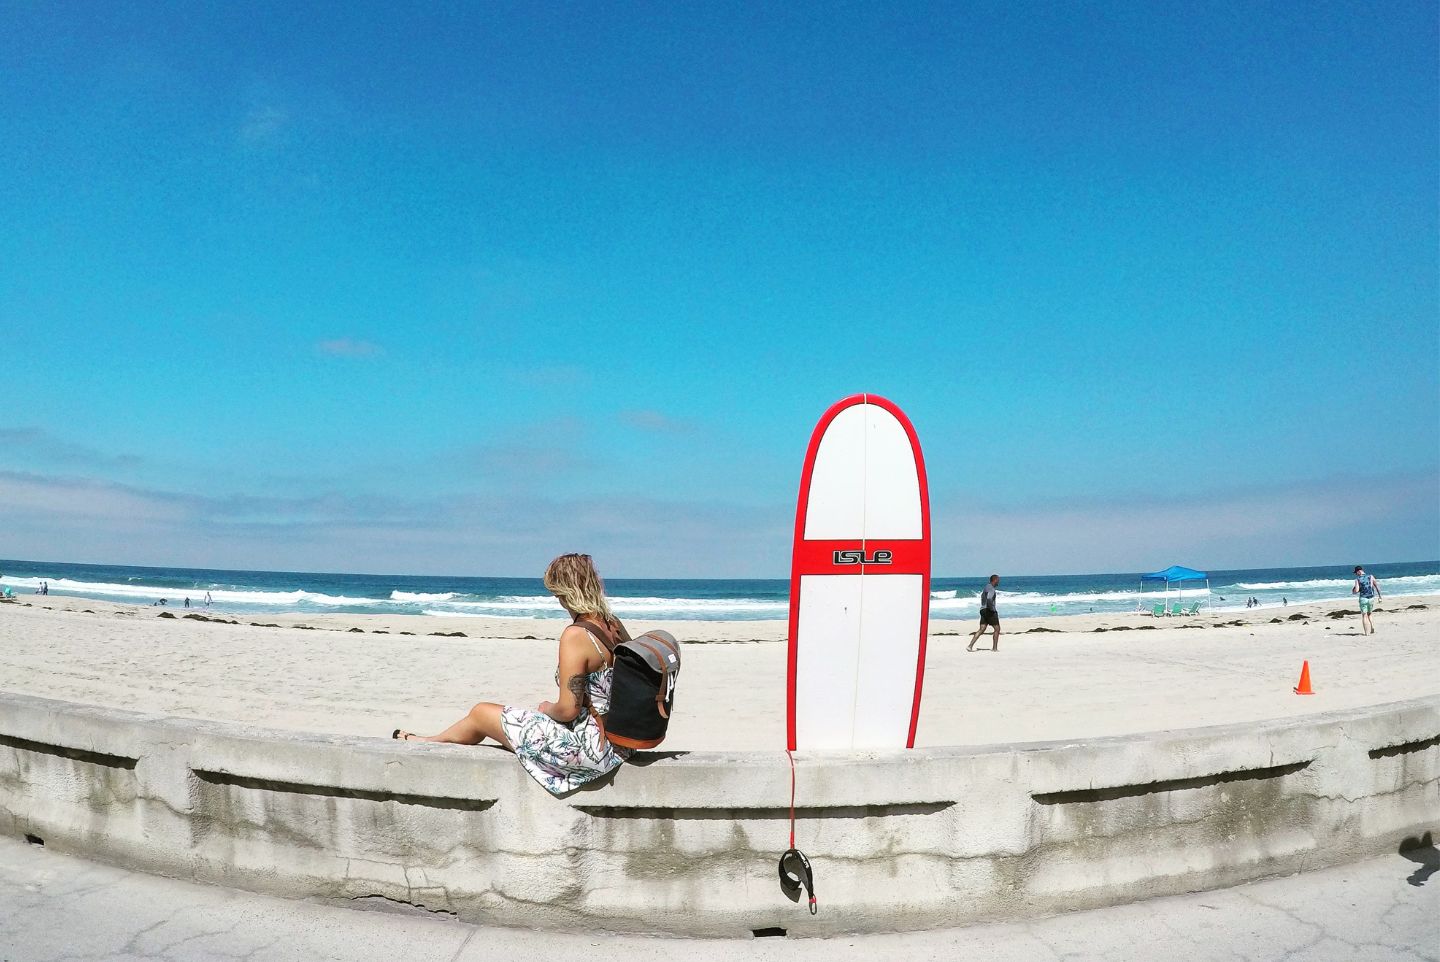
[391,729,417,741]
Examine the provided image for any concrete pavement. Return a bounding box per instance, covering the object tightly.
[1,836,1435,962]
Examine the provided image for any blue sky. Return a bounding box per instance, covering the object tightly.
[1,2,1436,577]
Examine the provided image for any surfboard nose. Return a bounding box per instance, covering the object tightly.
[803,401,923,541]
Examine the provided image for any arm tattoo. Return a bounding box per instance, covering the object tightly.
[565,673,589,707]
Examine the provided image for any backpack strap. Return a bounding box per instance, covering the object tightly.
[572,617,616,742]
[572,617,615,666]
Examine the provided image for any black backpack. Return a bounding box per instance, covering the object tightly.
[580,618,681,750]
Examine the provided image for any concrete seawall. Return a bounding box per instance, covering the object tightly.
[1,691,1435,936]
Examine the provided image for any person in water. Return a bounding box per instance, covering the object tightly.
[1352,565,1382,635]
[392,553,632,794]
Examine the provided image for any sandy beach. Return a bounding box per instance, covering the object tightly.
[2,594,1436,751]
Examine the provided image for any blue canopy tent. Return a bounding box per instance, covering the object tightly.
[1140,565,1210,616]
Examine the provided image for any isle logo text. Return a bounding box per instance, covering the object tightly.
[832,549,894,566]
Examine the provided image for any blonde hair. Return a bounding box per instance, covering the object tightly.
[544,553,614,622]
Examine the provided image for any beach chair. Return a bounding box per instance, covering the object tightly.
[1184,602,1201,616]
[1169,604,1187,617]
[1152,603,1165,617]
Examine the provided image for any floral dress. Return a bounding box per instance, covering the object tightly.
[499,628,632,795]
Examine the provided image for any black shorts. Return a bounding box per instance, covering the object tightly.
[979,608,999,627]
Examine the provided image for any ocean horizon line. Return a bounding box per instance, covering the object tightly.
[4,556,1436,584]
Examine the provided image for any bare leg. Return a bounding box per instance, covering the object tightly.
[991,625,1001,651]
[401,702,513,750]
[967,621,984,651]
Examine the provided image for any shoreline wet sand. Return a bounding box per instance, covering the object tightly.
[2,594,1436,751]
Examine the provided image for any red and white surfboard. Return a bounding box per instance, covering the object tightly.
[786,394,932,751]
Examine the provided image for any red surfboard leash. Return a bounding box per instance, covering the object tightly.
[788,749,797,851]
[779,749,817,914]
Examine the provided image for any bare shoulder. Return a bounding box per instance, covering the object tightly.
[558,623,591,647]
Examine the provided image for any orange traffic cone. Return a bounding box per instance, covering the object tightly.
[1293,660,1315,695]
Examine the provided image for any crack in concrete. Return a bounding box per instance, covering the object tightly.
[348,891,460,917]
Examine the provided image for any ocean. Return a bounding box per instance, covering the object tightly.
[2,558,1436,622]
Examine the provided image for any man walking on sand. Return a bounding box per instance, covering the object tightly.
[1352,565,1382,635]
[967,574,1001,652]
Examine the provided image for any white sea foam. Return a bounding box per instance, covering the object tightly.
[436,595,787,613]
[424,595,790,618]
[304,592,387,606]
[0,576,381,608]
[1004,589,1150,604]
[927,589,1151,609]
[613,597,785,614]
[1233,578,1347,590]
[6,566,1433,623]
[1232,574,1440,592]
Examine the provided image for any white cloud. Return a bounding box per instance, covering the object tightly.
[936,472,1439,575]
[0,428,142,470]
[0,470,787,577]
[0,467,1431,579]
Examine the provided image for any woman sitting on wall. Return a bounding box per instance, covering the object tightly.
[391,553,631,794]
